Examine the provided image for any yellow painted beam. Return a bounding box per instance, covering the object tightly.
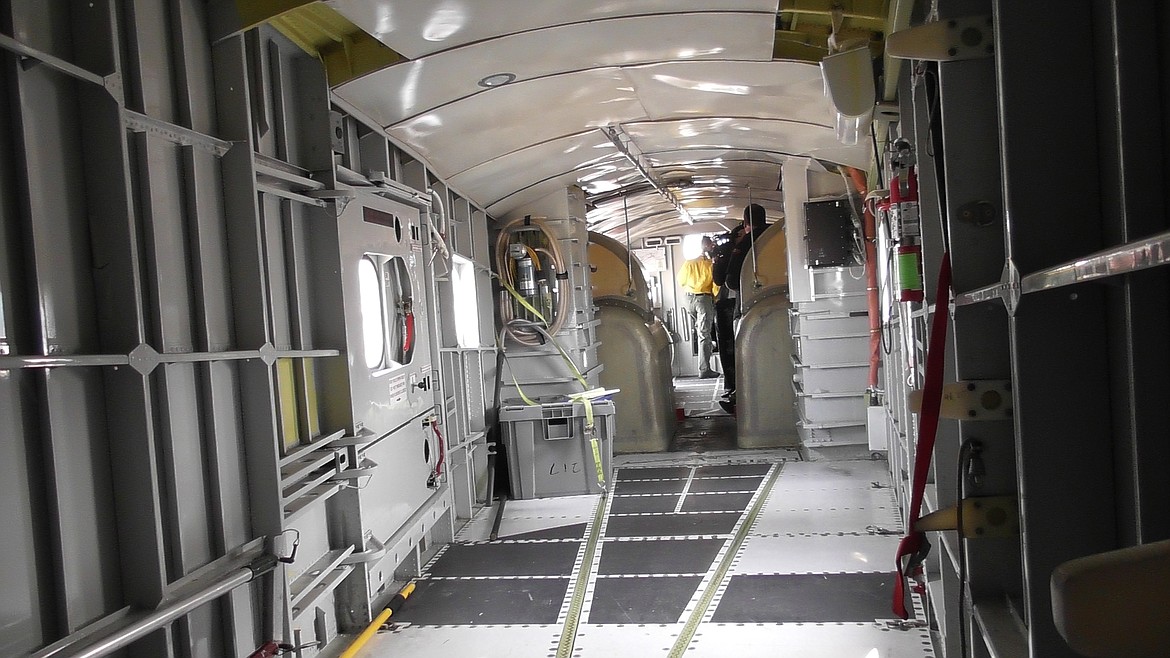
[208,0,317,42]
[268,4,404,86]
[276,358,301,452]
[915,496,1020,538]
[319,32,404,86]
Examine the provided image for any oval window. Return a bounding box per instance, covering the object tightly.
[358,257,384,369]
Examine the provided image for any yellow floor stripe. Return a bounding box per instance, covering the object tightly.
[667,463,784,658]
[555,493,609,658]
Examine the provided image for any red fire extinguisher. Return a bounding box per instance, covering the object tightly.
[888,157,924,303]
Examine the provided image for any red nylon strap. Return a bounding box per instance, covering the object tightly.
[892,251,952,619]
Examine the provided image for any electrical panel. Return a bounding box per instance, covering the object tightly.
[804,198,857,268]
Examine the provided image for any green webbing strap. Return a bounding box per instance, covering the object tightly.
[568,392,603,490]
[500,278,550,326]
[508,370,538,406]
[502,277,602,488]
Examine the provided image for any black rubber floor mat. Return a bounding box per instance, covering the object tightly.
[597,538,723,575]
[615,466,691,480]
[393,578,569,625]
[498,523,587,541]
[710,573,905,623]
[695,463,773,477]
[688,476,763,493]
[428,542,581,577]
[613,478,689,495]
[605,512,740,537]
[680,492,754,513]
[587,576,702,624]
[608,495,681,514]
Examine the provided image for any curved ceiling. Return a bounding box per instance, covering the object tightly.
[326,0,889,236]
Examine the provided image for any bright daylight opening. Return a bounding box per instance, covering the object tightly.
[681,233,708,260]
[358,256,385,370]
[451,255,480,348]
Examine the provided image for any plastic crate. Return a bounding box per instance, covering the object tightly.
[500,400,614,499]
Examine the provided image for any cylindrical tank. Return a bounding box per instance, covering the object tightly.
[736,289,800,448]
[587,232,651,309]
[595,299,676,453]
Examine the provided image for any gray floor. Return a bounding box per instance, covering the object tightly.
[362,448,934,657]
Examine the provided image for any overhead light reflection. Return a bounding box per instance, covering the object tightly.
[650,74,749,95]
[373,6,394,38]
[422,3,465,41]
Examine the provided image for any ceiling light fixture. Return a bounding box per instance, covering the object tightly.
[478,72,516,88]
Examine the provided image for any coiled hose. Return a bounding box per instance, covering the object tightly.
[494,216,570,346]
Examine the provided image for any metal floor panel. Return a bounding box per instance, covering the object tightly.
[764,486,899,511]
[366,455,931,657]
[605,512,740,537]
[571,623,685,655]
[425,542,582,577]
[694,463,773,477]
[365,624,560,657]
[775,459,892,485]
[615,466,692,480]
[389,578,569,625]
[498,522,588,541]
[679,492,754,513]
[597,538,724,575]
[612,478,689,495]
[586,576,702,624]
[688,623,935,657]
[750,505,902,535]
[687,476,763,493]
[710,573,904,623]
[732,534,902,575]
[608,494,683,514]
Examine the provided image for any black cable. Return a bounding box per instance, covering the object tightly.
[872,129,885,188]
[955,438,983,658]
[920,61,952,251]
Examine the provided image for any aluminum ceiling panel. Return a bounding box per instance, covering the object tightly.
[327,1,780,59]
[625,118,870,168]
[444,131,634,214]
[386,69,650,177]
[645,148,789,168]
[333,13,776,128]
[626,61,836,125]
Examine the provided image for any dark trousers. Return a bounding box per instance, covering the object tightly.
[714,298,736,392]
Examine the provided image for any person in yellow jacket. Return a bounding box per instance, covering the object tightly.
[676,236,719,378]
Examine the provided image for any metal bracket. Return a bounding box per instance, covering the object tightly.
[915,495,1020,538]
[887,15,995,62]
[908,379,1012,420]
[886,619,930,631]
[342,535,387,566]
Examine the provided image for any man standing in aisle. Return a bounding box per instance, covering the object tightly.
[677,236,718,378]
[711,203,770,412]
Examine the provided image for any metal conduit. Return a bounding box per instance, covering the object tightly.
[34,557,276,658]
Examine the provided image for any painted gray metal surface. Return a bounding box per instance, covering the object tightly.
[736,292,798,448]
[595,298,676,453]
[0,6,493,655]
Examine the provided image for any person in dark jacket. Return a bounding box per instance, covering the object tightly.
[710,203,769,412]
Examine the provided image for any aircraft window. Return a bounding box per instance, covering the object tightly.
[358,257,386,369]
[451,255,480,348]
[359,255,417,371]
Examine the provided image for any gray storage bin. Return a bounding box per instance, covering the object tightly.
[500,400,614,499]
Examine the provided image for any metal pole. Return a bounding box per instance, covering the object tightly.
[622,194,634,295]
[34,558,275,658]
[747,186,759,287]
